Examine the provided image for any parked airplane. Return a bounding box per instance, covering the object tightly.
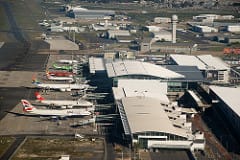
[35,92,94,108]
[47,71,75,77]
[46,72,74,82]
[32,80,90,92]
[58,60,78,64]
[82,93,107,100]
[38,21,50,27]
[21,99,92,118]
[53,63,72,71]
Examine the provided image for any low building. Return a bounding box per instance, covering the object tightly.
[227,25,240,33]
[154,17,171,23]
[170,54,230,83]
[107,30,130,39]
[145,25,162,32]
[153,30,172,42]
[209,86,240,139]
[193,14,234,22]
[68,9,115,19]
[224,36,240,44]
[150,42,197,54]
[116,36,134,43]
[192,25,218,33]
[193,14,219,21]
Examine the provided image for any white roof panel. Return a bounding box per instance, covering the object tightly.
[116,79,169,103]
[197,55,229,70]
[106,60,184,79]
[170,54,206,70]
[112,87,126,100]
[122,97,188,138]
[209,86,240,116]
[170,54,229,71]
[89,57,106,74]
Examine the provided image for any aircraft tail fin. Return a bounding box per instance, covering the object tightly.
[34,92,45,101]
[46,70,50,76]
[32,75,41,84]
[21,99,35,112]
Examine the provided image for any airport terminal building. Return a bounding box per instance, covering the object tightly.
[105,60,204,92]
[209,86,240,138]
[112,79,205,150]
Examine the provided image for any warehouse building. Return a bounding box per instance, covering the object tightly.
[192,25,218,33]
[154,17,171,23]
[226,25,240,33]
[150,42,197,54]
[209,86,240,139]
[107,30,130,39]
[170,54,230,83]
[68,9,115,19]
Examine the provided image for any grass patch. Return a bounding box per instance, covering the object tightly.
[12,137,104,160]
[0,136,15,157]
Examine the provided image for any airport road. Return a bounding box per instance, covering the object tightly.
[177,30,208,45]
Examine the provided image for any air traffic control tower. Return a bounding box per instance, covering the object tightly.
[172,14,178,43]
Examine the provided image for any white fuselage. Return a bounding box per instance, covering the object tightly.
[36,83,89,91]
[47,75,74,81]
[58,60,78,64]
[40,99,93,107]
[26,107,91,116]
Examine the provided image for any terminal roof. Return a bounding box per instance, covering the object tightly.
[209,86,240,116]
[170,54,229,71]
[89,57,105,74]
[112,79,169,103]
[106,60,184,79]
[165,65,204,82]
[197,55,229,70]
[170,54,206,70]
[121,97,189,138]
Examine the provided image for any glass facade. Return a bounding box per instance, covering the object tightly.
[133,131,187,148]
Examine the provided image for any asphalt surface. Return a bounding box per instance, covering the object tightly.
[0,1,52,159]
[149,149,195,160]
[0,0,49,119]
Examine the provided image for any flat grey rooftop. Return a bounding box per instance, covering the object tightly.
[165,65,204,82]
[45,39,79,51]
